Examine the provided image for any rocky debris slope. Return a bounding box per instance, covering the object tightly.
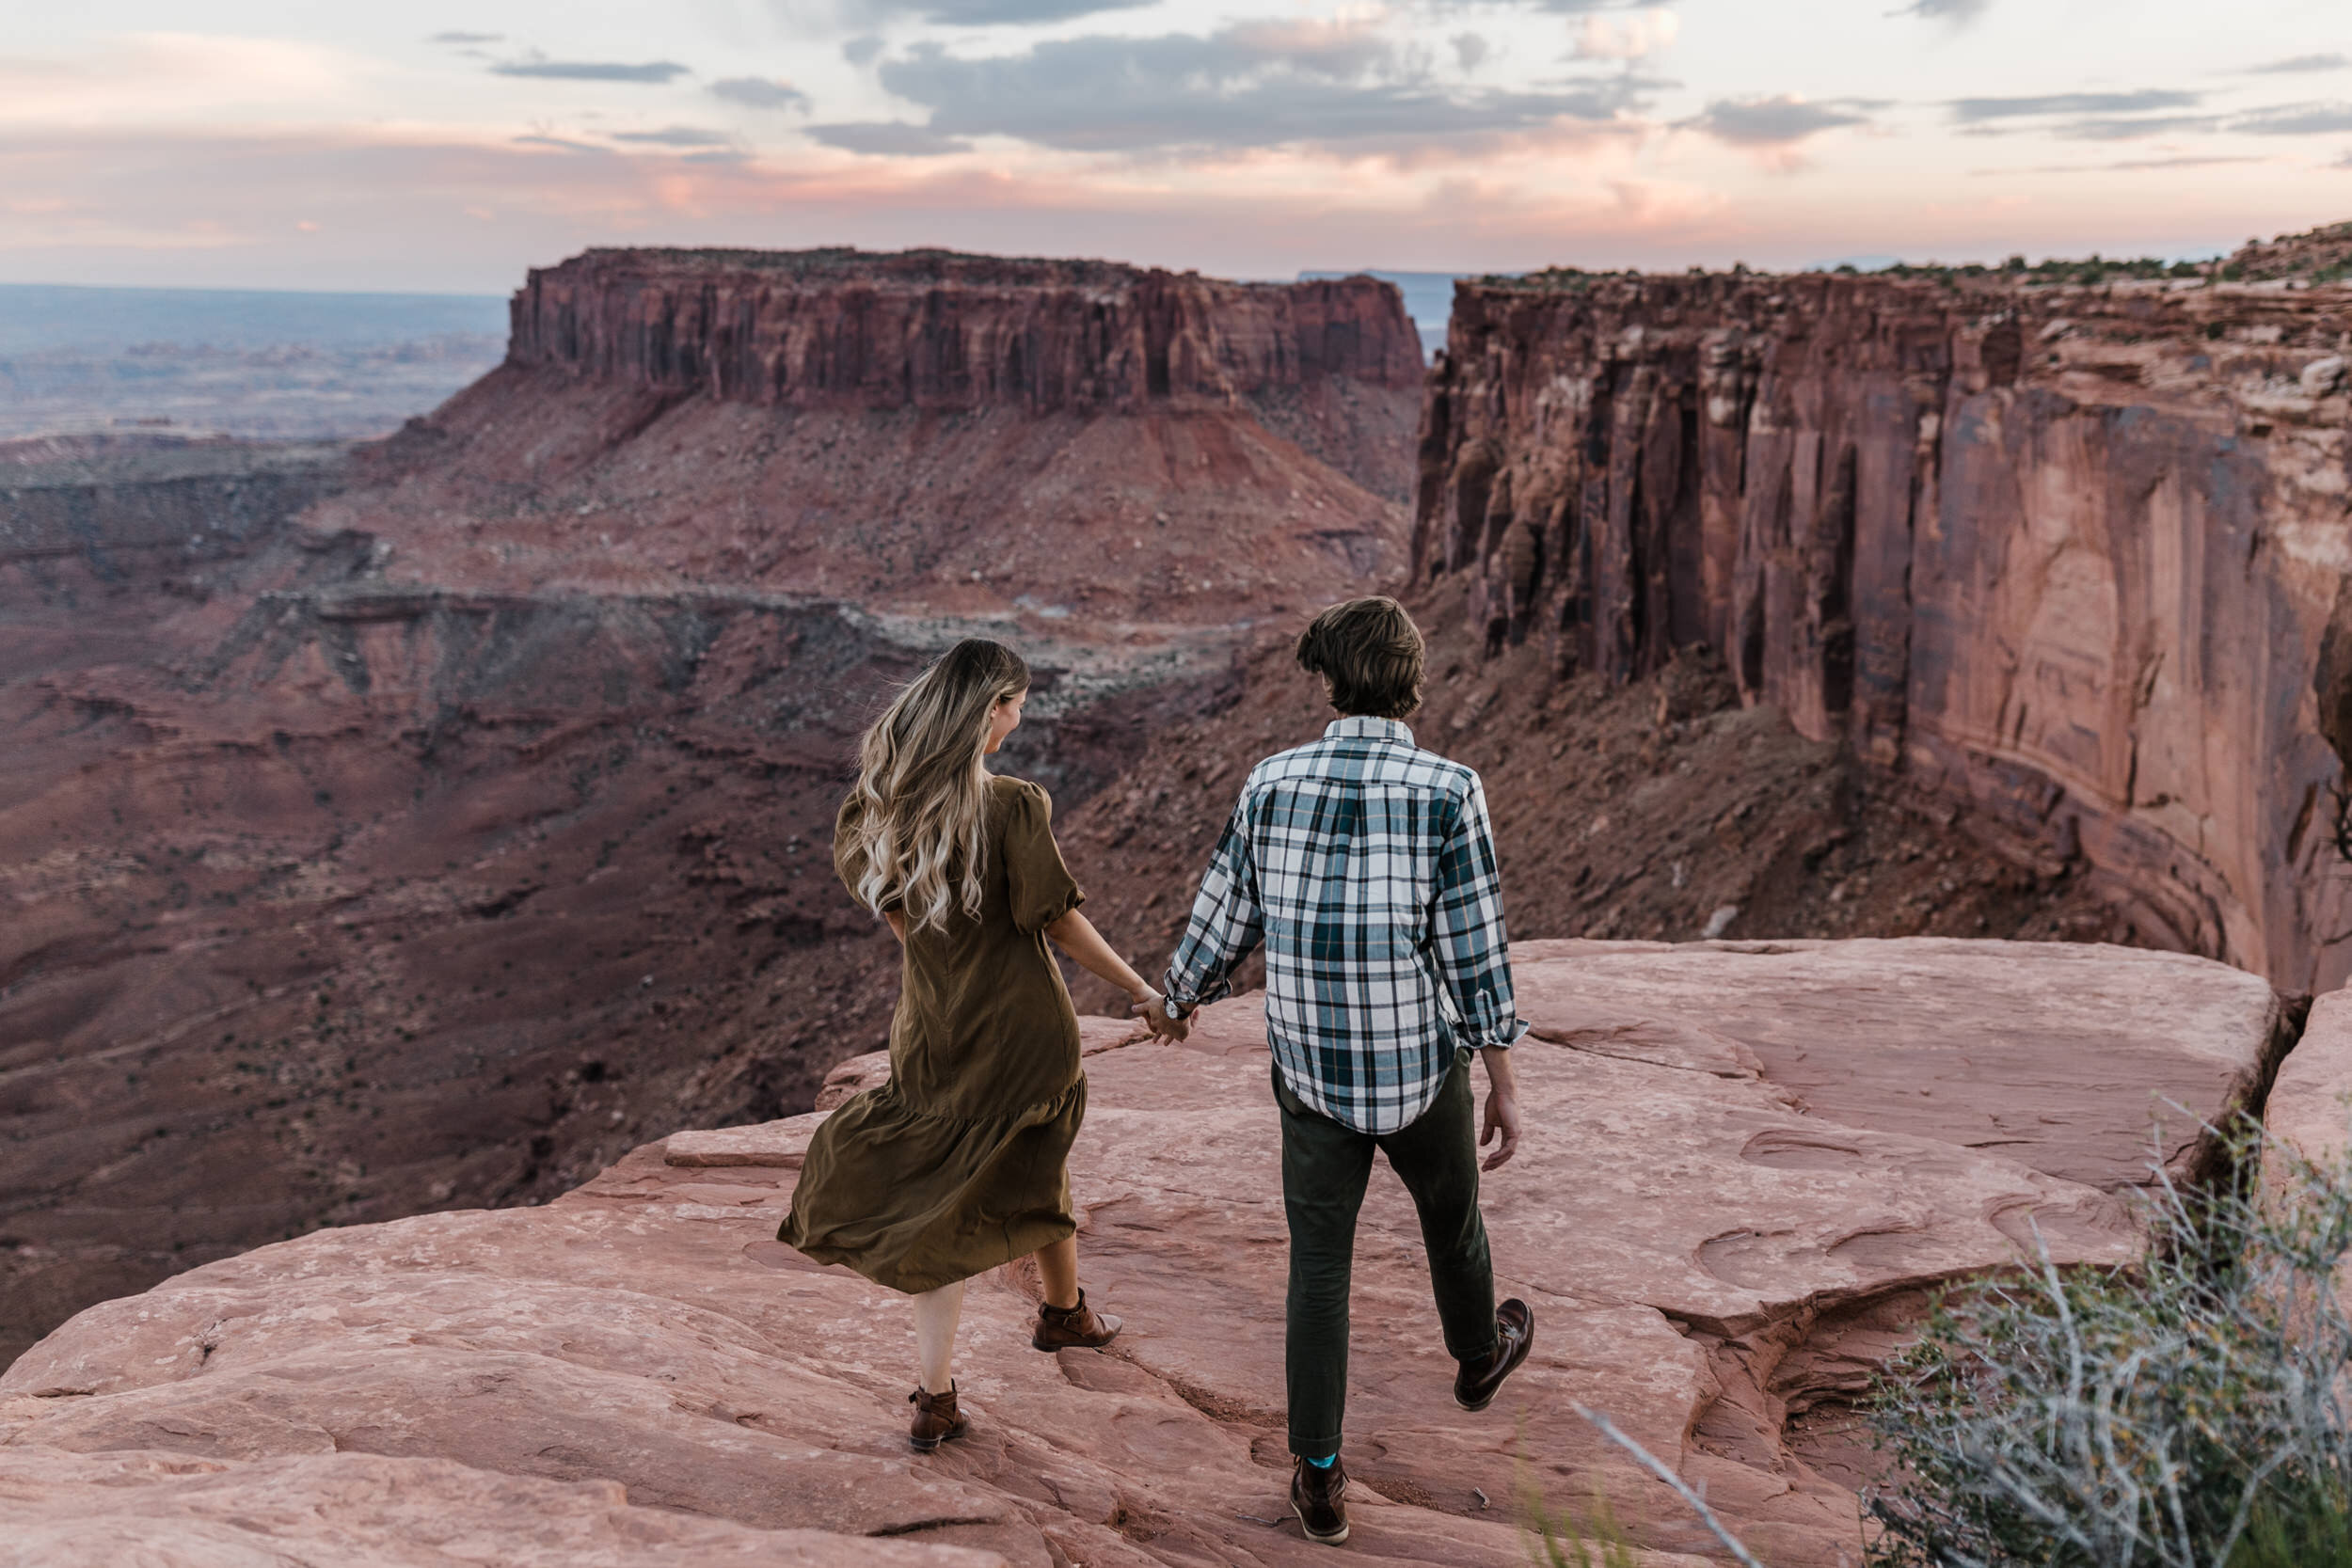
[1418,266,2352,993]
[1,941,2290,1568]
[323,247,1423,620]
[1057,594,2139,1019]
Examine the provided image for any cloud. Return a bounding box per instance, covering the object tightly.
[1570,9,1679,62]
[843,37,885,66]
[2050,113,2224,140]
[1894,0,1992,20]
[710,76,811,111]
[1451,33,1488,73]
[2249,54,2348,75]
[806,120,973,155]
[512,135,612,154]
[835,0,1153,23]
[428,32,503,45]
[1686,94,1873,147]
[2232,102,2352,135]
[1949,88,2200,123]
[1975,153,2267,175]
[870,23,1652,157]
[491,59,691,84]
[611,125,737,147]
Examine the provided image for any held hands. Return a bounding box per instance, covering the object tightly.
[1132,989,1191,1043]
[1480,1086,1521,1171]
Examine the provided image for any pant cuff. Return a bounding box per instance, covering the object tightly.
[1288,1434,1343,1461]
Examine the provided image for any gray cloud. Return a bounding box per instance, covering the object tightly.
[1452,33,1489,73]
[710,76,812,111]
[491,59,691,84]
[1977,153,2266,174]
[806,120,973,155]
[1685,95,1877,147]
[871,26,1650,155]
[2051,113,2224,140]
[429,31,503,44]
[1895,0,1992,19]
[2249,53,2348,74]
[611,126,737,147]
[1950,88,2200,122]
[512,135,612,153]
[2232,102,2352,135]
[836,0,1153,23]
[843,36,885,66]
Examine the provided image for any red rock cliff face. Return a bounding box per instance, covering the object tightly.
[508,247,1423,413]
[1418,272,2352,991]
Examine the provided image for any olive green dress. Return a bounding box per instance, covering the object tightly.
[779,774,1089,1293]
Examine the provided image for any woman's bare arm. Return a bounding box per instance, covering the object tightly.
[884,911,907,942]
[1042,909,1151,999]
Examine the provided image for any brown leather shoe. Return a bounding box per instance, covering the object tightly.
[1031,1289,1122,1351]
[908,1383,967,1451]
[1291,1455,1350,1545]
[1453,1298,1535,1412]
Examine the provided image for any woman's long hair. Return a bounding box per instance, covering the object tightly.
[845,638,1030,933]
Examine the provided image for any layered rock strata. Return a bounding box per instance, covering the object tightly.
[1418,271,2352,991]
[1,941,2289,1568]
[509,247,1424,415]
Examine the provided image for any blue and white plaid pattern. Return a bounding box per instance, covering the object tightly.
[1163,716,1526,1134]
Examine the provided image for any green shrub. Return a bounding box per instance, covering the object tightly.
[1865,1117,2352,1567]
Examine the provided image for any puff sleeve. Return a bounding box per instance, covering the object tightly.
[1001,781,1086,934]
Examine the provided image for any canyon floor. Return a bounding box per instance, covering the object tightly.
[0,939,2301,1568]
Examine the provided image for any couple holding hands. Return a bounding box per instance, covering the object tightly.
[780,595,1534,1547]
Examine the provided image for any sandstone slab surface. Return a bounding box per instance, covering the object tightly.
[1,940,2283,1566]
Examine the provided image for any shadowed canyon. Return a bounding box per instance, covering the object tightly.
[7,236,2352,1565]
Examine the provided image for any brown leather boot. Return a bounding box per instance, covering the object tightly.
[1291,1455,1350,1545]
[1031,1288,1122,1351]
[1454,1297,1535,1412]
[907,1383,967,1451]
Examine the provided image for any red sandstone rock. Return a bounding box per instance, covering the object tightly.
[509,248,1424,414]
[1,941,2284,1568]
[1417,269,2352,993]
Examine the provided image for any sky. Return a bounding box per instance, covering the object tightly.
[5,1,2352,293]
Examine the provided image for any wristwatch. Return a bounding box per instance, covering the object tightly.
[1160,995,1191,1020]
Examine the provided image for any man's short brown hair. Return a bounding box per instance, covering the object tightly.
[1295,596,1425,719]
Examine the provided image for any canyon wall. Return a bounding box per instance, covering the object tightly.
[1417,271,2352,992]
[508,247,1423,415]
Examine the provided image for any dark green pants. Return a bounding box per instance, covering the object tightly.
[1277,1053,1498,1460]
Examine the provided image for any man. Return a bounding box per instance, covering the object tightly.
[1145,595,1534,1547]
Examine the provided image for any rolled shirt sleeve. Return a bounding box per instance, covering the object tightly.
[1428,776,1527,1053]
[1162,796,1264,1015]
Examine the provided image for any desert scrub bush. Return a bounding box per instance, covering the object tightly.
[1865,1117,2352,1567]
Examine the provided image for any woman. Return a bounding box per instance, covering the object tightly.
[779,637,1181,1452]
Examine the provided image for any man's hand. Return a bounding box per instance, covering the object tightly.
[1480,1087,1520,1170]
[1133,990,1191,1043]
[1478,1044,1521,1170]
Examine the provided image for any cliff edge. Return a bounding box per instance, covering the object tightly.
[1,941,2291,1567]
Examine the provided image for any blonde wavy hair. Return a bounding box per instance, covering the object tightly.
[844,638,1030,933]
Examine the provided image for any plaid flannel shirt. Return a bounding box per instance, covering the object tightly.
[1162,716,1526,1134]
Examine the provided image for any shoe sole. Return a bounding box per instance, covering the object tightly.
[1293,1500,1350,1545]
[908,1424,967,1453]
[1454,1319,1535,1412]
[1030,1332,1120,1352]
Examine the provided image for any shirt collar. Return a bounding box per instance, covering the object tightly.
[1325,715,1415,746]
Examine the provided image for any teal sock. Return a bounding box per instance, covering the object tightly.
[1305,1453,1336,1469]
